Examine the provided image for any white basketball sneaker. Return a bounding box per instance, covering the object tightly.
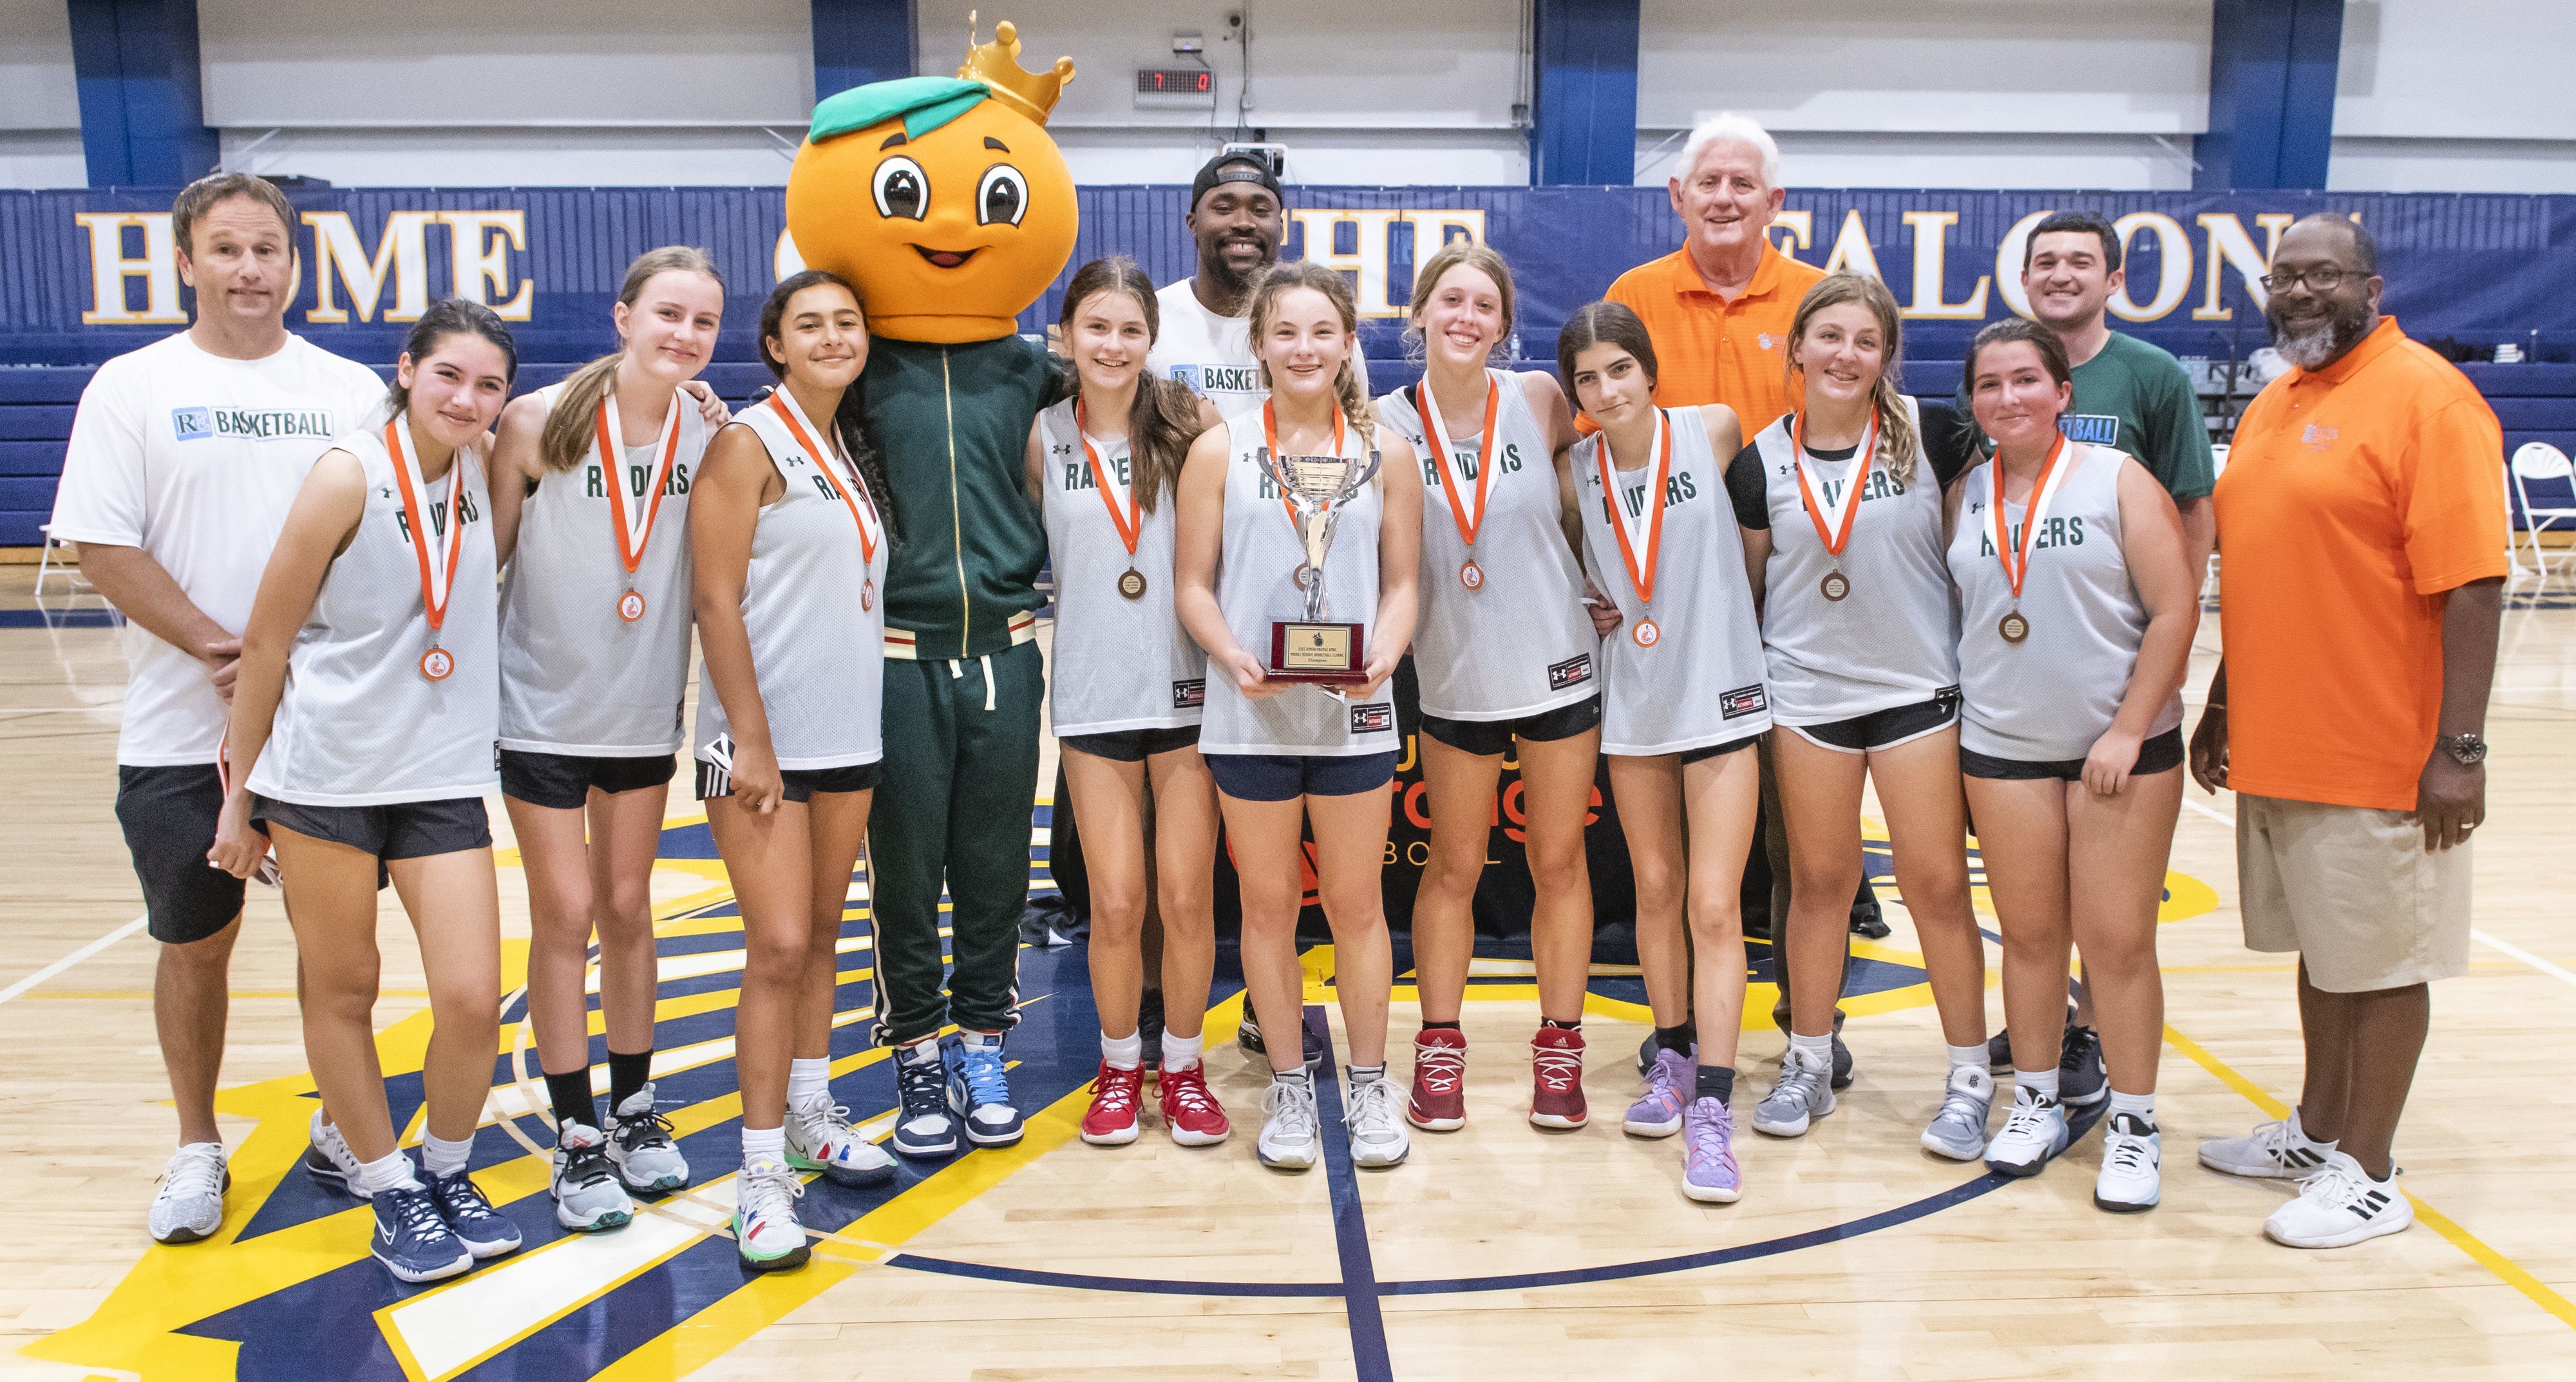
[148,1142,228,1244]
[1257,1080,1321,1171]
[2093,1113,2162,1212]
[2264,1151,2412,1249]
[1343,1077,1412,1169]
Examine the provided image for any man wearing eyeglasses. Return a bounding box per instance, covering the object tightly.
[2189,214,2505,1249]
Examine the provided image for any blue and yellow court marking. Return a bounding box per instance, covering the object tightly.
[24,808,2570,1381]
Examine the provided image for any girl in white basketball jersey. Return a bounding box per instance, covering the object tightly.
[1022,256,1230,1149]
[688,272,898,1273]
[1372,241,1599,1135]
[1947,319,2195,1205]
[486,247,725,1231]
[1175,261,1423,1172]
[1558,303,1765,1204]
[1732,275,1993,1162]
[209,301,522,1284]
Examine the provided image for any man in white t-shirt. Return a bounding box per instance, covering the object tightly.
[49,173,386,1244]
[1149,150,1370,419]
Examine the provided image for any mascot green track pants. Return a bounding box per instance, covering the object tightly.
[867,640,1045,1046]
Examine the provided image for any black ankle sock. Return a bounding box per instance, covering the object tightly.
[544,1068,596,1133]
[1541,1018,1581,1031]
[607,1049,654,1114]
[1419,1019,1463,1034]
[1655,1023,1697,1055]
[1695,1065,1736,1104]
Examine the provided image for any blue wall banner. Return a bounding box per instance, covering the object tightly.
[9,185,2574,367]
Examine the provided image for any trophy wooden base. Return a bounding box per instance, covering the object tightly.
[1267,620,1368,686]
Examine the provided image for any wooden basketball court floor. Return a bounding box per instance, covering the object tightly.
[5,559,2575,1382]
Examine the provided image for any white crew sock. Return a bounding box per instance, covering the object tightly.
[357,1149,421,1195]
[2016,1067,2061,1103]
[1788,1032,1833,1069]
[787,1057,831,1109]
[420,1131,474,1179]
[2107,1090,2157,1126]
[1101,1030,1144,1070]
[1161,1030,1206,1072]
[741,1124,787,1169]
[1946,1043,1987,1070]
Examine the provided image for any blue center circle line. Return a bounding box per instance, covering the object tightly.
[878,1103,2105,1298]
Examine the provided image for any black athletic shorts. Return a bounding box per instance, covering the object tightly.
[250,795,493,884]
[1679,730,1765,766]
[1058,725,1202,762]
[1418,694,1602,757]
[1204,751,1399,803]
[499,749,677,809]
[1960,726,2186,782]
[694,757,882,803]
[1788,688,1962,754]
[115,764,247,944]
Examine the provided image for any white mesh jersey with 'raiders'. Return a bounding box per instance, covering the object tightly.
[1748,398,1959,724]
[247,421,499,806]
[691,398,888,771]
[1573,406,1772,756]
[1036,399,1207,737]
[1198,404,1399,757]
[1376,371,1596,721]
[498,382,707,756]
[1948,441,2182,762]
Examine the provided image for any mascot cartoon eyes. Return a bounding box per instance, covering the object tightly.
[977,165,1028,225]
[873,155,928,220]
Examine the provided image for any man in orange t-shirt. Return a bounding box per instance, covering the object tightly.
[2192,215,2505,1251]
[1601,114,1851,1087]
[1604,116,1824,436]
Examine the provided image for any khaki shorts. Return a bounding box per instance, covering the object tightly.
[2237,793,2472,993]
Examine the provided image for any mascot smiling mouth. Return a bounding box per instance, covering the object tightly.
[913,247,980,268]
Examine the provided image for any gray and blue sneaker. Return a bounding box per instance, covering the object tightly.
[426,1166,523,1260]
[732,1157,810,1273]
[605,1083,691,1193]
[370,1184,473,1283]
[948,1031,1025,1148]
[1752,1046,1837,1137]
[549,1122,634,1232]
[1920,1065,1996,1161]
[303,1111,370,1200]
[891,1039,958,1159]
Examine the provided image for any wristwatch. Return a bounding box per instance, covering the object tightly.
[2441,732,2488,766]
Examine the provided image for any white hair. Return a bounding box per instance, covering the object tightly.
[1676,112,1781,189]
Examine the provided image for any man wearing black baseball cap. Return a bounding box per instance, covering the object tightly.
[1149,149,1369,417]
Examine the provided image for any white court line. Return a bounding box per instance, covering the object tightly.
[0,913,147,1005]
[2177,793,2576,994]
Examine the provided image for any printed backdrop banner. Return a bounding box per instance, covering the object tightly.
[8,186,2573,366]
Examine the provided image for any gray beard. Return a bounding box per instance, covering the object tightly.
[2273,309,2378,370]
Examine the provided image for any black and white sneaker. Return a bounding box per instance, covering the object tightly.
[303,1110,370,1200]
[890,1040,958,1159]
[2199,1110,2334,1179]
[2093,1113,2161,1212]
[1237,1010,1323,1069]
[1984,1086,2069,1177]
[2264,1151,2412,1248]
[2058,1024,2107,1108]
[1138,988,1167,1072]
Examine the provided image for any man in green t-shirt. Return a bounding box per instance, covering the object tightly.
[1956,209,2218,1096]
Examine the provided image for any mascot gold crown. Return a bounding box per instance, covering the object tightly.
[784,17,1079,343]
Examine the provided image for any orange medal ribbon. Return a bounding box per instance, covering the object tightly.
[1593,409,1674,606]
[768,390,881,567]
[1788,406,1881,561]
[592,388,685,620]
[1989,432,2072,605]
[1259,397,1349,538]
[1074,399,1142,558]
[384,415,466,678]
[1416,373,1500,549]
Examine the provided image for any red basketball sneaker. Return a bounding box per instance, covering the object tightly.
[1408,1028,1468,1130]
[1157,1062,1231,1146]
[1530,1026,1588,1129]
[1080,1061,1144,1146]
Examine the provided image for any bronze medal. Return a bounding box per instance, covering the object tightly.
[419,646,455,682]
[1821,569,1851,602]
[1293,563,1315,592]
[1460,559,1484,591]
[617,588,646,623]
[1999,610,2030,645]
[862,578,876,612]
[1632,618,1660,649]
[1118,567,1147,601]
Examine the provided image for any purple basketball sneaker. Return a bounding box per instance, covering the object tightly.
[1681,1096,1742,1203]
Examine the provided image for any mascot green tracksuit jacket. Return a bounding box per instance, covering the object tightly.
[782,23,1078,1145]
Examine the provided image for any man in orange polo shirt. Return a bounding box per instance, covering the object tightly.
[1606,112,1824,434]
[2191,215,2505,1250]
[1604,114,1855,1086]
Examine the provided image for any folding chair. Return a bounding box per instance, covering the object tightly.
[2510,442,2576,576]
[33,524,90,596]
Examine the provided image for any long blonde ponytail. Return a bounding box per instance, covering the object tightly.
[536,246,723,473]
